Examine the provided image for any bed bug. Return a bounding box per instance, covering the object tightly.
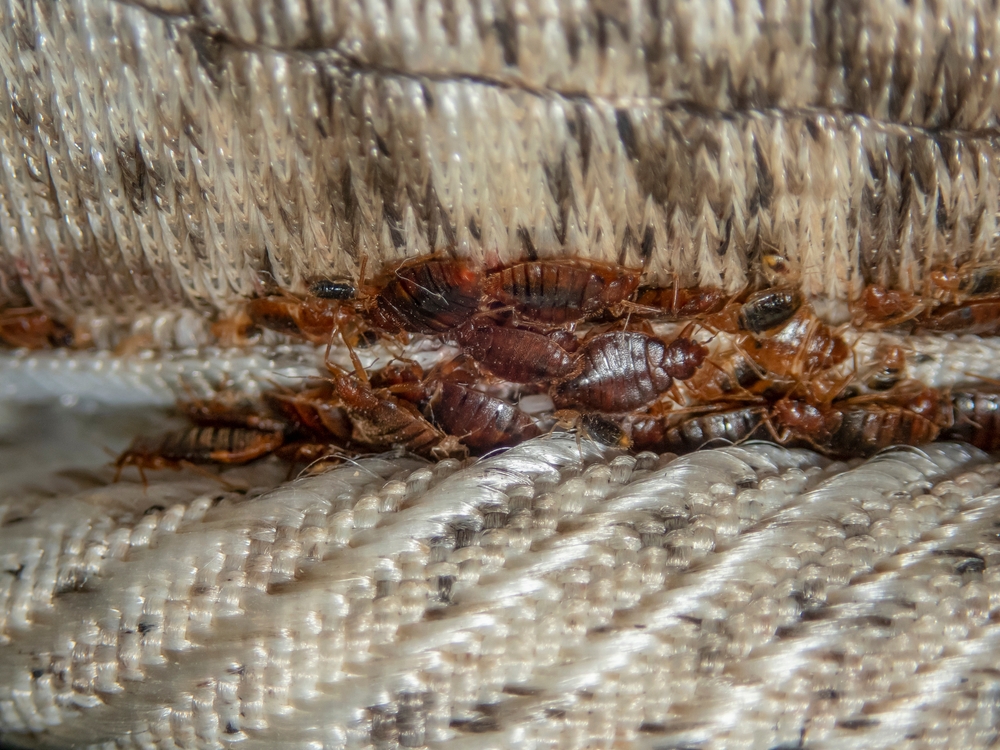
[246,295,351,343]
[850,285,926,329]
[114,426,284,480]
[736,288,802,333]
[634,285,727,320]
[327,352,464,459]
[741,310,850,380]
[629,405,768,453]
[774,386,950,457]
[426,379,540,453]
[453,315,577,383]
[928,262,1000,303]
[0,307,71,349]
[552,330,708,413]
[180,392,289,434]
[943,390,1000,451]
[482,259,640,324]
[918,300,1000,336]
[365,255,482,334]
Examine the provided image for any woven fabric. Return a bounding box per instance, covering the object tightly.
[2,0,1000,331]
[4,1,1000,748]
[3,414,1000,750]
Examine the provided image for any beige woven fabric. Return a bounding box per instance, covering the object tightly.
[4,1,1000,748]
[2,0,1000,326]
[3,411,1000,750]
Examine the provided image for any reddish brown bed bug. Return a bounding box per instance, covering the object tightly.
[326,351,464,459]
[740,310,850,381]
[426,379,541,454]
[927,262,1000,303]
[942,390,1000,451]
[918,300,1000,336]
[179,393,289,434]
[634,285,728,320]
[552,330,708,413]
[482,258,640,324]
[246,295,351,343]
[736,288,803,333]
[0,307,72,349]
[114,426,284,480]
[850,285,926,329]
[453,315,577,384]
[364,255,482,334]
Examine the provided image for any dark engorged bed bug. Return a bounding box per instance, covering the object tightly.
[737,288,803,333]
[634,285,727,320]
[552,331,708,413]
[453,316,576,383]
[308,278,358,300]
[366,255,482,334]
[115,426,284,479]
[427,379,540,453]
[482,259,640,324]
[942,390,1000,451]
[629,406,768,453]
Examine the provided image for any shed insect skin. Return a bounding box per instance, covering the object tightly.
[483,259,640,324]
[366,255,482,334]
[552,331,708,413]
[942,390,1000,451]
[326,355,464,459]
[246,295,353,343]
[263,385,353,442]
[454,315,576,383]
[115,426,284,476]
[736,288,803,333]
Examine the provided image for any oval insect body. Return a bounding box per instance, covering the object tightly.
[429,381,540,453]
[920,301,1000,335]
[117,426,284,471]
[369,257,482,334]
[737,288,802,333]
[635,286,727,319]
[553,332,706,413]
[483,259,639,323]
[454,317,576,383]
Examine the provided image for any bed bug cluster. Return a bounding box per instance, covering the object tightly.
[103,254,1000,477]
